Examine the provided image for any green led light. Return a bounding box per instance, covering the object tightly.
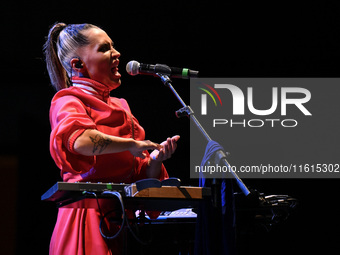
[182,68,189,77]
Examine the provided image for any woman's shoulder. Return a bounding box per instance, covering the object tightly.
[51,86,96,106]
[52,86,83,99]
[110,97,130,112]
[50,87,89,113]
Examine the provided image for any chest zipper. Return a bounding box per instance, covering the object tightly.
[128,112,135,140]
[120,111,135,183]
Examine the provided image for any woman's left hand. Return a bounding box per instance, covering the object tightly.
[149,135,180,162]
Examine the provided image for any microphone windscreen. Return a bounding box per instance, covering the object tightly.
[126,60,140,76]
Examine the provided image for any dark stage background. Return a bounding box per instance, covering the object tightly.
[1,1,340,254]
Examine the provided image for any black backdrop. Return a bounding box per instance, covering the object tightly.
[1,1,340,254]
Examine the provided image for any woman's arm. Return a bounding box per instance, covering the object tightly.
[74,129,180,179]
[73,129,162,158]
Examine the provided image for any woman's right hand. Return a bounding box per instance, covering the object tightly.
[129,140,163,159]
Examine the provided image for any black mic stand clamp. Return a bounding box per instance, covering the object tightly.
[155,73,251,199]
[175,106,194,118]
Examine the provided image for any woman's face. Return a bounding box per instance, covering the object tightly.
[76,28,121,89]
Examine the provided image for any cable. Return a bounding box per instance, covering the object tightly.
[99,191,126,240]
[83,191,104,216]
[99,191,150,245]
[125,212,149,246]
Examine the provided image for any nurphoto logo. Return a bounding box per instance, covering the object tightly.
[196,80,312,128]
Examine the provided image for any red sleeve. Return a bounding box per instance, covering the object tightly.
[49,94,97,175]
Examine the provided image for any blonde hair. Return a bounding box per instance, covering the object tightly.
[43,22,98,91]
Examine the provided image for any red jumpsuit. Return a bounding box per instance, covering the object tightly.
[49,77,168,254]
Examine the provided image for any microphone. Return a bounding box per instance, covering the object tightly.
[126,60,199,79]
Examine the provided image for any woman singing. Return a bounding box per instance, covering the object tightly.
[44,22,180,255]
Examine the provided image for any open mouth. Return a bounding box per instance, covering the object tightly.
[111,66,121,78]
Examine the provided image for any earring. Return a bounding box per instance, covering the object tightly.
[75,58,83,68]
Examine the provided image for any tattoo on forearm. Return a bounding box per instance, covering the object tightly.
[89,134,112,154]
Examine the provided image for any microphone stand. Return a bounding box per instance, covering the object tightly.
[155,73,251,197]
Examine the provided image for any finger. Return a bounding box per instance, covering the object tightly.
[145,141,162,151]
[168,136,178,154]
[143,145,159,151]
[171,138,177,152]
[160,140,167,146]
[171,135,180,142]
[166,137,172,158]
[157,149,164,160]
[161,138,168,159]
[168,137,175,155]
[155,143,163,151]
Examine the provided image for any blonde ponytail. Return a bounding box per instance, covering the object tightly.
[43,22,98,91]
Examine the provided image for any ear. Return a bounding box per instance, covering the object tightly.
[70,58,89,78]
[70,58,83,70]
